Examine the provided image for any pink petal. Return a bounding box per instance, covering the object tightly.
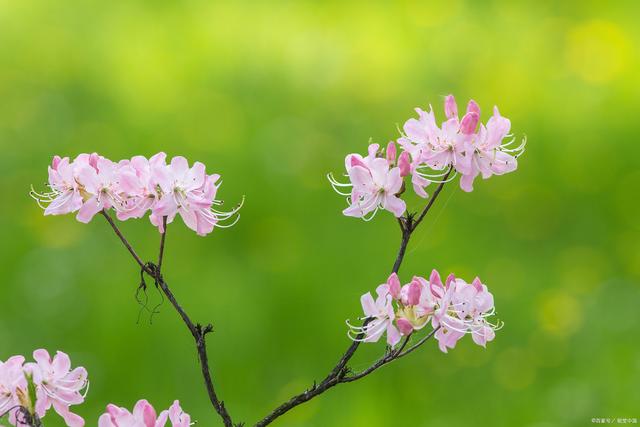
[52,401,84,427]
[382,194,406,218]
[52,351,71,377]
[384,167,402,194]
[76,197,101,223]
[459,172,477,193]
[347,165,374,192]
[98,413,115,427]
[170,156,189,176]
[360,293,377,318]
[386,322,401,347]
[466,99,480,116]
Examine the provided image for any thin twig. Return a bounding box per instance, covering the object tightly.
[154,276,234,427]
[102,168,451,427]
[157,216,167,274]
[341,331,428,382]
[397,326,440,359]
[103,214,236,427]
[101,210,152,275]
[392,216,412,274]
[254,177,451,426]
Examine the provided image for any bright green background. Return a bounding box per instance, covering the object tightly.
[1,1,639,426]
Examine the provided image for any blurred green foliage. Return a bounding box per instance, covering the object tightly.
[1,1,639,426]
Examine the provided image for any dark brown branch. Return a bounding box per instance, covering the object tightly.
[254,177,451,426]
[157,216,167,274]
[102,213,236,427]
[341,330,430,382]
[102,169,452,427]
[254,330,437,427]
[396,326,440,359]
[153,275,234,427]
[392,216,412,274]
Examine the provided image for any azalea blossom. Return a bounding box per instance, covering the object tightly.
[395,276,434,335]
[150,156,242,235]
[30,156,83,216]
[0,350,88,427]
[116,153,167,221]
[25,349,88,427]
[329,143,406,220]
[32,152,242,236]
[348,270,501,353]
[459,106,525,192]
[396,94,525,194]
[75,156,123,223]
[330,94,524,216]
[0,356,26,424]
[347,273,401,347]
[98,399,191,427]
[429,270,500,352]
[162,401,190,427]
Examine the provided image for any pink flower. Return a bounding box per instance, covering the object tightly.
[430,271,499,352]
[30,157,84,216]
[348,270,500,353]
[398,96,476,172]
[25,349,88,427]
[329,144,406,219]
[98,400,160,427]
[160,401,190,427]
[396,94,525,194]
[395,276,434,335]
[0,356,26,423]
[116,153,167,221]
[33,152,242,235]
[348,282,401,347]
[459,106,525,192]
[150,156,242,236]
[98,400,191,427]
[75,155,123,223]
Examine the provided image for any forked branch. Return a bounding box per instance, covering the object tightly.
[101,171,450,427]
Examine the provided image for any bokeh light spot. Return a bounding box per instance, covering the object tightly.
[565,20,631,84]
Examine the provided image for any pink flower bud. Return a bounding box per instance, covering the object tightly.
[386,141,397,163]
[398,152,411,177]
[396,318,414,336]
[459,112,479,135]
[466,99,481,116]
[472,276,483,292]
[387,272,401,299]
[444,94,458,119]
[406,279,422,306]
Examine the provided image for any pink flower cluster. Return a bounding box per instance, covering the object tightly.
[99,399,190,427]
[330,95,525,219]
[348,270,500,353]
[0,350,88,427]
[31,153,242,236]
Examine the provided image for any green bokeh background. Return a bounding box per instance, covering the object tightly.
[1,1,639,426]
